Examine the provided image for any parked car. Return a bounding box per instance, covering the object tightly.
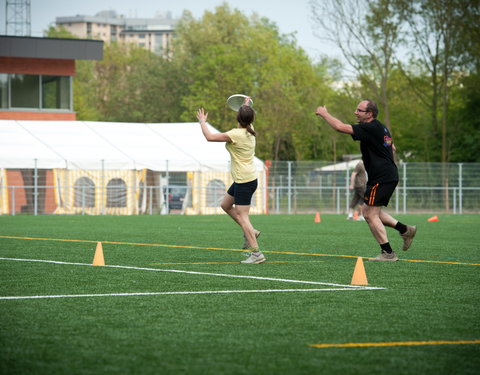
[165,186,187,210]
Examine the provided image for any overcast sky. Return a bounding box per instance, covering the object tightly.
[0,0,343,62]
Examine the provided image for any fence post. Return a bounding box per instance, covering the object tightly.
[82,185,85,216]
[345,167,350,213]
[403,163,407,214]
[453,187,457,214]
[337,188,340,213]
[11,186,15,216]
[149,186,153,215]
[34,159,38,216]
[165,160,170,214]
[287,161,292,215]
[101,159,105,215]
[458,163,463,214]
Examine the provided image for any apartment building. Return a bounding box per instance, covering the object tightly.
[56,10,177,56]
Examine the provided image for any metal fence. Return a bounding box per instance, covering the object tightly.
[2,162,480,215]
[265,161,480,214]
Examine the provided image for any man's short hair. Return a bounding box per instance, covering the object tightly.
[364,99,378,119]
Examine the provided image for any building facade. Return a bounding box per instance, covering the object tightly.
[56,10,176,56]
[0,35,103,121]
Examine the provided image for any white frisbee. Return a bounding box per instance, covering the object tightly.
[226,94,253,111]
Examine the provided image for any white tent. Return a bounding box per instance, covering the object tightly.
[0,120,264,171]
[318,159,362,172]
[0,120,266,215]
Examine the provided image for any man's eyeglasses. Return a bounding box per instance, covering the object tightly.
[356,108,370,113]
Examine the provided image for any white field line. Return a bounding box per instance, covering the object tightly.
[0,257,385,300]
[0,288,383,300]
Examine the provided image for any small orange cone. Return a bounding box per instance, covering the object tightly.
[92,242,105,266]
[427,215,439,222]
[351,257,368,285]
[353,210,359,221]
[314,212,321,223]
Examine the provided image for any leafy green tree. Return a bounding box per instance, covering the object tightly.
[448,73,480,162]
[175,3,338,160]
[310,0,404,133]
[74,43,187,122]
[394,0,478,162]
[44,25,77,39]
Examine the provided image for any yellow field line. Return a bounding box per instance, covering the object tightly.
[1,235,479,266]
[309,340,480,348]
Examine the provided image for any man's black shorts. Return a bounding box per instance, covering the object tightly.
[227,179,258,205]
[364,181,398,207]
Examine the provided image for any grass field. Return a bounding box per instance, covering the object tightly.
[1,213,479,375]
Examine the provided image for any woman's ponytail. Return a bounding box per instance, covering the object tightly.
[237,105,256,137]
[246,124,256,137]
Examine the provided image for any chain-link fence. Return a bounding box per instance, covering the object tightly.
[2,162,479,215]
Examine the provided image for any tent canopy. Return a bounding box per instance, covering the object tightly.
[317,159,362,172]
[0,120,264,172]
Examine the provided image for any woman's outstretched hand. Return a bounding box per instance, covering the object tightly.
[197,108,208,123]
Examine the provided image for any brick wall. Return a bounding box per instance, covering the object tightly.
[5,170,26,214]
[0,112,76,121]
[5,170,58,214]
[0,57,75,75]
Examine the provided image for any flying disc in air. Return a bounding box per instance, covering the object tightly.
[226,94,253,111]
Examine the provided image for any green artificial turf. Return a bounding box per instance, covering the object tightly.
[0,214,479,374]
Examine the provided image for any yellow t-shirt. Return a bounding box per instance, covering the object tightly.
[225,127,257,183]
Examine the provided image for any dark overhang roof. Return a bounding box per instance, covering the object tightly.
[0,35,103,60]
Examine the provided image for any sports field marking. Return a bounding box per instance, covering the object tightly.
[0,257,383,290]
[309,340,480,349]
[1,235,478,266]
[0,288,374,301]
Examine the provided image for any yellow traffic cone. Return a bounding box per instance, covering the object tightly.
[351,257,368,285]
[92,242,105,266]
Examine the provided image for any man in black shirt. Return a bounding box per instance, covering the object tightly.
[315,99,416,261]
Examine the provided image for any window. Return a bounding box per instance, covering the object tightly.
[11,74,39,108]
[107,178,127,207]
[74,177,95,207]
[1,74,72,111]
[42,76,70,109]
[206,179,226,207]
[0,74,7,108]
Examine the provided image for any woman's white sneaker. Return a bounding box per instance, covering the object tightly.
[241,249,266,264]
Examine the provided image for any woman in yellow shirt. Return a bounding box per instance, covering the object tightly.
[197,100,265,264]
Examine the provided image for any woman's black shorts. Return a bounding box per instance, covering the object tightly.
[227,179,258,206]
[364,181,398,207]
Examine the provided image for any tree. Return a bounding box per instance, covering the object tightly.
[44,25,76,39]
[174,3,338,160]
[74,43,187,122]
[310,0,404,134]
[394,0,478,162]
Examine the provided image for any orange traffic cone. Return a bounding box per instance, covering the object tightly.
[353,210,359,221]
[92,242,105,266]
[351,257,368,285]
[427,215,439,222]
[314,212,321,223]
